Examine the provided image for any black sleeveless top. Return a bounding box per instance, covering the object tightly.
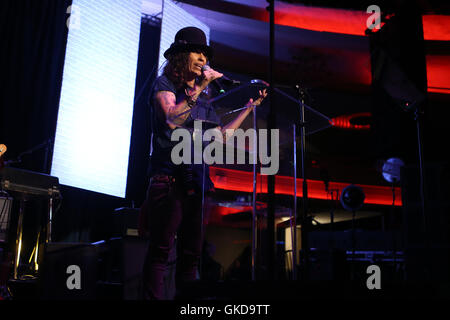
[148,74,221,193]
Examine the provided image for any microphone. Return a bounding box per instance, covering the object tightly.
[201,65,240,94]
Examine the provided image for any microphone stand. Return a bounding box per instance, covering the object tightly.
[296,84,310,281]
[205,78,269,282]
[267,0,276,282]
[414,107,429,268]
[5,138,54,173]
[273,84,332,282]
[222,104,255,116]
[391,178,397,279]
[252,104,258,281]
[200,159,206,280]
[292,123,298,280]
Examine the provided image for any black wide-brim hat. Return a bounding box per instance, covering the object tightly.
[163,26,213,60]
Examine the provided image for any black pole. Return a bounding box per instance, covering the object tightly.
[415,107,430,282]
[296,85,309,281]
[414,109,427,236]
[391,179,397,278]
[266,0,276,281]
[351,210,356,280]
[292,124,298,280]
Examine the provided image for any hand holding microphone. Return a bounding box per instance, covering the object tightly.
[201,65,223,83]
[201,65,241,93]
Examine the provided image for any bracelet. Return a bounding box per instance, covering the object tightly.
[185,88,197,108]
[186,95,197,108]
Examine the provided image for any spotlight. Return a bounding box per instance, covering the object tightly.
[382,157,405,183]
[340,184,365,212]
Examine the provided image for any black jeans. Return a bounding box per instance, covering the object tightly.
[141,175,207,300]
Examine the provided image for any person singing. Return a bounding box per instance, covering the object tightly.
[139,26,266,300]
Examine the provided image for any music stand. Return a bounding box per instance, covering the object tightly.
[210,81,333,280]
[208,80,268,281]
[0,167,60,279]
[271,85,333,280]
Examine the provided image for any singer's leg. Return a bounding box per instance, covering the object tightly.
[143,178,182,300]
[176,193,205,284]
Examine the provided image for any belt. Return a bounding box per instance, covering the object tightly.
[150,174,176,184]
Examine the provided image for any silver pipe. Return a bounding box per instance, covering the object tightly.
[47,197,53,242]
[252,106,258,281]
[292,124,298,280]
[200,161,206,280]
[14,200,26,279]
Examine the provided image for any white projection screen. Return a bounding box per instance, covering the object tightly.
[158,0,210,75]
[51,0,142,198]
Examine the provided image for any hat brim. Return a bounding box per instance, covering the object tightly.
[163,43,213,60]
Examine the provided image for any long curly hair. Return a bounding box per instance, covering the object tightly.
[163,52,191,89]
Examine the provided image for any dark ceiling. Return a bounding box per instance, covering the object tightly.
[282,0,450,13]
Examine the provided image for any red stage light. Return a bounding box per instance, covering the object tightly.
[260,5,450,94]
[269,5,450,41]
[330,112,372,130]
[209,167,402,207]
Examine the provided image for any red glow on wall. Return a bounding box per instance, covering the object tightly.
[211,203,267,217]
[264,5,450,41]
[273,4,368,36]
[210,167,402,207]
[426,55,450,94]
[212,205,250,216]
[330,112,372,130]
[422,15,450,41]
[263,7,450,94]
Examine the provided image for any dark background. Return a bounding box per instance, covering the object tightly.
[0,2,448,288]
[0,1,161,243]
[1,0,448,242]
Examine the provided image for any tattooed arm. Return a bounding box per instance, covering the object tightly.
[155,68,223,129]
[155,86,206,129]
[154,90,193,129]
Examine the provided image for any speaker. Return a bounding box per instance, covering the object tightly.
[401,163,450,284]
[107,237,150,300]
[111,207,139,237]
[305,249,348,281]
[401,163,450,246]
[404,246,450,284]
[0,196,12,243]
[38,242,98,300]
[368,8,427,161]
[98,236,176,300]
[204,225,249,277]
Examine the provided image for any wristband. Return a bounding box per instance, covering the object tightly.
[185,88,197,108]
[186,95,197,108]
